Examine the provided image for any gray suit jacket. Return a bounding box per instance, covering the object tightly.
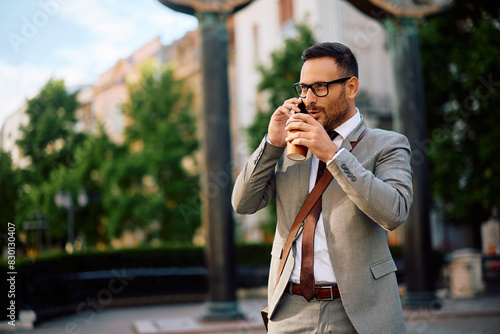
[232,116,412,333]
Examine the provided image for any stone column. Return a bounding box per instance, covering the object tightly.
[386,17,437,308]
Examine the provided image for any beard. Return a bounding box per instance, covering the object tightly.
[309,88,350,131]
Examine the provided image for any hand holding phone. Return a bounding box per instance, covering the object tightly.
[298,101,307,114]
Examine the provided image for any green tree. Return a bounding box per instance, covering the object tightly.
[0,152,19,252]
[420,1,500,232]
[100,65,200,243]
[17,79,81,179]
[49,129,118,246]
[246,23,316,235]
[16,79,85,241]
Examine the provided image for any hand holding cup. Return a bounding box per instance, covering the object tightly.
[286,101,308,161]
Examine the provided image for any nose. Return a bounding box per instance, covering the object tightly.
[304,88,317,105]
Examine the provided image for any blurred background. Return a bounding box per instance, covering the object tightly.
[1,0,499,331]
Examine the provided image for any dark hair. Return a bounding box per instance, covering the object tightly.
[301,42,359,79]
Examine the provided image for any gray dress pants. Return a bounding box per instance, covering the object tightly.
[268,292,357,333]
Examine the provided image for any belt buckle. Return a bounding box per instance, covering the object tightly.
[315,285,334,301]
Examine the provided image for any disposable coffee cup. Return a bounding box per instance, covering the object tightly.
[286,118,308,161]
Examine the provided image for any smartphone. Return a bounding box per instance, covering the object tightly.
[298,101,307,113]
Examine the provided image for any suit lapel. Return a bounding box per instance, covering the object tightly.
[341,114,367,152]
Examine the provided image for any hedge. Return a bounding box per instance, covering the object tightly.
[0,243,414,324]
[0,243,273,324]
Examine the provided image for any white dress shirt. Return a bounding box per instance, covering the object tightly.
[290,110,361,283]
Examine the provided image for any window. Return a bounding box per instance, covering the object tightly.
[279,0,294,25]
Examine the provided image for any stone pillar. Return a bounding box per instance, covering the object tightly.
[386,17,437,308]
[198,11,243,320]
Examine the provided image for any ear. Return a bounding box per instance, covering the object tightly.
[346,77,359,100]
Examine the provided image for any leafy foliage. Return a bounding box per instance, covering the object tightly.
[420,0,500,224]
[0,152,19,249]
[17,79,82,178]
[52,130,118,246]
[13,66,200,251]
[100,65,200,243]
[16,79,85,241]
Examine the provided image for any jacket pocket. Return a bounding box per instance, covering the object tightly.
[370,257,397,279]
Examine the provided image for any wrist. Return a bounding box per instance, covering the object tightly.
[325,152,336,166]
[266,134,286,147]
[326,148,344,166]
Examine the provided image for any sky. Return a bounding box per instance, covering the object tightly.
[0,0,199,125]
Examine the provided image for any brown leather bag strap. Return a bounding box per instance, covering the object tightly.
[273,127,370,291]
[274,170,333,289]
[349,127,370,149]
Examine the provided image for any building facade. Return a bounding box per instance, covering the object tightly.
[0,104,30,168]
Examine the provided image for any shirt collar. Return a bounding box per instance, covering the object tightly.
[334,108,361,141]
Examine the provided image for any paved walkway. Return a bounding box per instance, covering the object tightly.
[404,294,500,334]
[3,292,500,333]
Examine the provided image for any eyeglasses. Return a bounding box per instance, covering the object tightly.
[293,77,352,98]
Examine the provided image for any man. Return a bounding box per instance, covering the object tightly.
[232,42,412,333]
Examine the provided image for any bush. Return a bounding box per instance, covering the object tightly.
[0,243,272,323]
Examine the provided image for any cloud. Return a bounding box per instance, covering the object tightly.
[0,56,99,125]
[54,0,196,70]
[54,41,130,82]
[60,0,136,43]
[0,60,53,122]
[72,0,198,44]
[0,0,198,125]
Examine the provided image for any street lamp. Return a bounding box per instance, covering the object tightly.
[54,190,87,254]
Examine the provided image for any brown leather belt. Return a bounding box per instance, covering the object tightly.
[287,282,340,300]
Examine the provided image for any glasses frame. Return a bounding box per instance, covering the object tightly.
[293,77,352,98]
